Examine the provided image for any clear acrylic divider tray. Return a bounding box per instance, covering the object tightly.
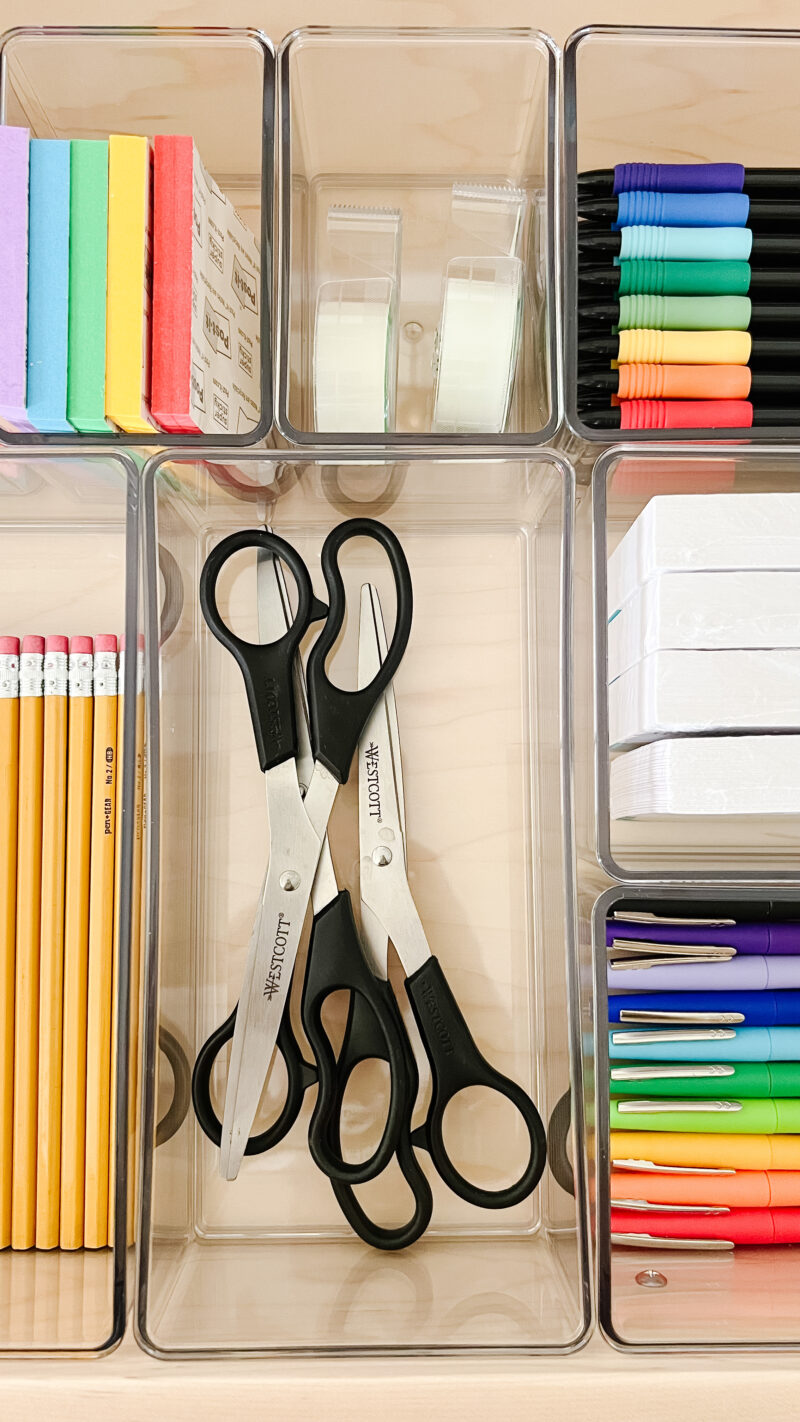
[137,451,589,1357]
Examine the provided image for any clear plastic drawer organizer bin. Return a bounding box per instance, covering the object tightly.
[136,451,589,1357]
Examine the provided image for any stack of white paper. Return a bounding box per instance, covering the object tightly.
[606,492,800,817]
[609,648,800,747]
[608,570,800,682]
[611,737,800,818]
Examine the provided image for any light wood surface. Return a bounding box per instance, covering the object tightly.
[3,0,800,1413]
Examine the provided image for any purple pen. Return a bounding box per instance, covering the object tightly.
[607,955,800,994]
[606,919,800,955]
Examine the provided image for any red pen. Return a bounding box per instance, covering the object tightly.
[611,1205,800,1247]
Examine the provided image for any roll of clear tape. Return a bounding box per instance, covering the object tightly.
[314,280,394,433]
[432,256,523,434]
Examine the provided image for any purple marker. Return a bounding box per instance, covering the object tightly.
[606,919,800,955]
[0,126,33,432]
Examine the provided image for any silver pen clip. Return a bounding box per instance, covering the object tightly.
[611,1159,736,1176]
[611,1028,738,1044]
[611,912,735,927]
[611,1064,736,1082]
[610,1199,730,1215]
[616,1098,743,1114]
[618,1011,745,1025]
[611,1233,734,1251]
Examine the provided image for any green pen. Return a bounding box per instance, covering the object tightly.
[609,1097,800,1133]
[610,1061,800,1099]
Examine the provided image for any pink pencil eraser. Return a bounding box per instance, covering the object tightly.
[0,636,20,655]
[21,634,45,655]
[95,634,118,653]
[119,632,146,653]
[70,635,93,655]
[45,634,68,654]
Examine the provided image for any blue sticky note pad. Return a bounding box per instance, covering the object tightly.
[26,139,71,432]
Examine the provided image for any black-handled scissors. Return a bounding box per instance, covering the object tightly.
[191,518,413,1183]
[316,585,547,1248]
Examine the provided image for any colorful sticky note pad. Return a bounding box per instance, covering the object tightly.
[0,126,33,432]
[106,135,157,433]
[67,140,113,434]
[27,139,71,433]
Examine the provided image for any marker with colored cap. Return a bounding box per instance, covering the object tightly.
[579,261,800,297]
[579,164,800,197]
[609,1167,800,1211]
[580,296,800,333]
[579,365,796,402]
[579,331,800,365]
[611,1206,800,1247]
[577,227,800,263]
[608,956,800,994]
[582,402,798,431]
[611,1129,800,1171]
[579,193,800,230]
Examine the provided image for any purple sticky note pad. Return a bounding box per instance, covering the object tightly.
[0,126,33,432]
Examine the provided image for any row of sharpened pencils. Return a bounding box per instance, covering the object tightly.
[0,634,143,1251]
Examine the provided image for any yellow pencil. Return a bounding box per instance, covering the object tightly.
[0,636,20,1249]
[11,635,44,1249]
[84,636,117,1248]
[126,638,145,1245]
[59,637,93,1250]
[106,640,125,1248]
[35,637,69,1249]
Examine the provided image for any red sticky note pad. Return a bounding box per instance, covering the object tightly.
[150,136,195,433]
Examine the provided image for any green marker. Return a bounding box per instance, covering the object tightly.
[610,1096,800,1133]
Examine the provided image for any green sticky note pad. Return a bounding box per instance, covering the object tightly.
[67,141,113,433]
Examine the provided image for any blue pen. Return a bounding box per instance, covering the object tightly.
[607,990,800,1027]
[607,1025,800,1062]
[608,956,800,994]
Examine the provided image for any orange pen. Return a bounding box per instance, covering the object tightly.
[610,1167,800,1209]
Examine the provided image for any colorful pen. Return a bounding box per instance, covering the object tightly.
[607,991,800,1027]
[609,1097,800,1133]
[582,402,796,430]
[610,1062,800,1098]
[611,1206,800,1247]
[608,1026,800,1062]
[608,956,800,994]
[579,165,800,197]
[579,193,800,230]
[610,1130,800,1170]
[607,918,800,954]
[579,261,800,296]
[609,1168,800,1210]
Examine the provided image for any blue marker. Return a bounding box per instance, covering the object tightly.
[607,990,800,1028]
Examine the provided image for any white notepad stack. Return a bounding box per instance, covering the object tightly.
[607,493,800,819]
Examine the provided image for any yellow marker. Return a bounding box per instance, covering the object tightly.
[59,637,94,1249]
[11,636,44,1249]
[617,328,752,366]
[35,637,69,1248]
[84,636,118,1248]
[0,636,20,1249]
[105,135,157,432]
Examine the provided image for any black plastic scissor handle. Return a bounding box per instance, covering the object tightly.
[302,889,409,1186]
[306,518,413,784]
[547,1088,575,1196]
[330,989,433,1250]
[156,1026,192,1148]
[199,528,327,772]
[406,958,547,1210]
[191,999,317,1156]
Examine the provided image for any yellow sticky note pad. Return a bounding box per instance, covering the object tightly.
[105,135,158,433]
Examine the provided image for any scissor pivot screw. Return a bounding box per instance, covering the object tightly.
[635,1269,667,1289]
[372,846,393,867]
[280,870,301,892]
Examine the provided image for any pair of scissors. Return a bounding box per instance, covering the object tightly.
[191,517,413,1182]
[316,581,547,1247]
